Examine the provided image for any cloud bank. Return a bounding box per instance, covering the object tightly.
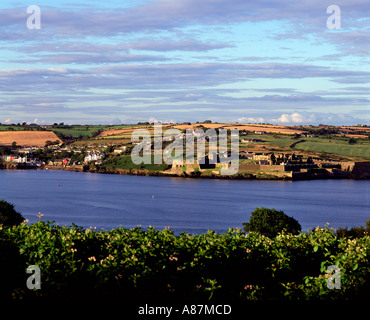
[0,0,369,125]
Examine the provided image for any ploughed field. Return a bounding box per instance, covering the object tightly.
[0,131,61,147]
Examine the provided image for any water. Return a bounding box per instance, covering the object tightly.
[0,170,369,234]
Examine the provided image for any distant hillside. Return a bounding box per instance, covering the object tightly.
[0,131,61,147]
[173,123,306,134]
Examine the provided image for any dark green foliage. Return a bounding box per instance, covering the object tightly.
[0,200,24,226]
[1,221,369,301]
[336,218,370,239]
[0,238,27,299]
[243,207,301,237]
[337,226,366,239]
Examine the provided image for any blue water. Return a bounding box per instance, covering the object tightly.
[0,170,369,234]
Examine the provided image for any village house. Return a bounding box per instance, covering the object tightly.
[2,155,27,163]
[52,159,63,166]
[49,158,70,166]
[1,153,44,166]
[242,138,263,143]
[48,145,61,150]
[303,133,318,138]
[252,153,270,161]
[84,152,105,163]
[17,146,39,154]
[239,152,254,160]
[113,146,127,154]
[192,130,203,138]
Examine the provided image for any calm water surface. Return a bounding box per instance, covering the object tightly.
[0,170,369,234]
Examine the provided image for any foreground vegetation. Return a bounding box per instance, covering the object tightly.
[1,219,369,301]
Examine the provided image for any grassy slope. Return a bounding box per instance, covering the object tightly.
[242,133,370,161]
[101,155,171,171]
[294,138,370,160]
[51,127,97,138]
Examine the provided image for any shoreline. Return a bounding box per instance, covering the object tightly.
[1,163,369,181]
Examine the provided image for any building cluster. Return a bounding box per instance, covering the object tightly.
[0,144,120,167]
[2,140,369,178]
[240,151,314,165]
[1,146,42,166]
[170,150,370,178]
[83,151,105,165]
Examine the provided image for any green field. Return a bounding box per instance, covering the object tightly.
[2,124,368,160]
[51,127,98,138]
[241,134,297,148]
[293,138,370,160]
[53,124,151,139]
[243,133,370,160]
[51,125,142,139]
[101,155,171,171]
[0,125,39,131]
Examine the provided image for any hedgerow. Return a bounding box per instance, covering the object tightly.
[0,221,369,300]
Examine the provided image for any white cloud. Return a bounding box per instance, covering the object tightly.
[275,114,290,123]
[148,117,161,123]
[237,117,265,123]
[272,112,315,124]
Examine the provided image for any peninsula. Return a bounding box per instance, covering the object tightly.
[1,122,369,180]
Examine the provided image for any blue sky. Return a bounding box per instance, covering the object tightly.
[0,0,369,125]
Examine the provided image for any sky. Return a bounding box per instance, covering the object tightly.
[0,0,369,125]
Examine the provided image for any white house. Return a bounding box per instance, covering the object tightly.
[2,155,27,163]
[84,152,105,163]
[113,146,127,154]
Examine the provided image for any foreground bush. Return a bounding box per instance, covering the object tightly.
[243,207,301,237]
[0,221,369,300]
[0,199,24,227]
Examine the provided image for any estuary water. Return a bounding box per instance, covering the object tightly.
[0,170,368,234]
